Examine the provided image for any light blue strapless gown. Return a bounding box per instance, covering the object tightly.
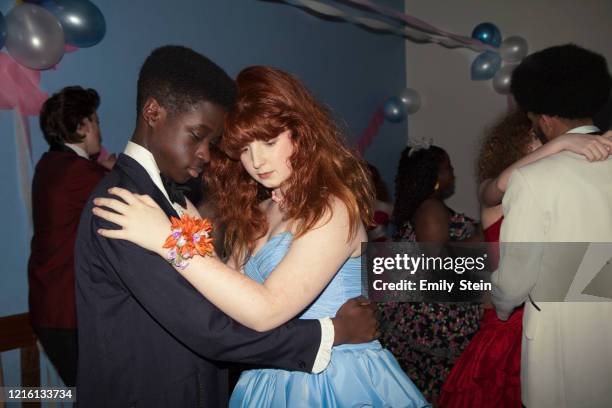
[229,232,430,408]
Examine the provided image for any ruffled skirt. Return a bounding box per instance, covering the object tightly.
[230,341,430,407]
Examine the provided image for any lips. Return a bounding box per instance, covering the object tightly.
[258,171,274,179]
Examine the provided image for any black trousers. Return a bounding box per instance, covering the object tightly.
[33,326,78,387]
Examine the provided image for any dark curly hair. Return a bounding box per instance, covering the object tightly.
[511,44,612,118]
[137,45,236,117]
[393,145,447,228]
[39,86,100,146]
[477,109,534,182]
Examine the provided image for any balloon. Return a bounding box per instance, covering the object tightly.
[5,4,65,70]
[43,0,106,48]
[383,97,406,123]
[471,51,502,81]
[398,88,421,114]
[471,22,502,47]
[500,36,528,63]
[0,12,6,50]
[492,64,517,95]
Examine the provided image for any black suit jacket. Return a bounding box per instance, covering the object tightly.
[75,154,321,407]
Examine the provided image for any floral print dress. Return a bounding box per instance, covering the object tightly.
[378,207,483,404]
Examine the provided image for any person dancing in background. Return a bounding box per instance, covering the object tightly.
[92,65,430,407]
[28,86,113,386]
[377,143,483,404]
[439,109,612,408]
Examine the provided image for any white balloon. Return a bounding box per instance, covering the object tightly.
[398,88,421,114]
[492,64,518,95]
[5,4,65,70]
[500,36,528,63]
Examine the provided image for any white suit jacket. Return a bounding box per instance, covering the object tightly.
[491,142,612,408]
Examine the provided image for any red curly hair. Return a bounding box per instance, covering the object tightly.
[206,66,374,263]
[476,108,534,183]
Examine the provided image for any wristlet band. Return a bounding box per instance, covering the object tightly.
[163,215,214,269]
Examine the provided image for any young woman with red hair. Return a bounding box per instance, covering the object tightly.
[92,66,429,407]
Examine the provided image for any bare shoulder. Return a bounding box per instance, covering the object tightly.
[416,198,448,220]
[324,196,367,241]
[314,195,351,229]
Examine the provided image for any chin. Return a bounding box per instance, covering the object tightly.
[259,182,278,190]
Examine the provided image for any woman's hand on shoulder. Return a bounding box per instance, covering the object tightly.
[92,187,172,255]
[556,132,612,161]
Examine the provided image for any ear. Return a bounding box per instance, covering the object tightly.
[142,97,167,128]
[540,114,555,132]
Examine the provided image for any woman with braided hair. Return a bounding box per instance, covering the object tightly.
[378,142,483,405]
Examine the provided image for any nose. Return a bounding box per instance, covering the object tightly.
[196,142,210,163]
[250,145,265,169]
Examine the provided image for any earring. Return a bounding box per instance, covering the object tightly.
[434,181,440,191]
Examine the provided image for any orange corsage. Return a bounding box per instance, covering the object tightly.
[163,215,214,269]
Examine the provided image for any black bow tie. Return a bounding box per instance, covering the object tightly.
[160,172,189,208]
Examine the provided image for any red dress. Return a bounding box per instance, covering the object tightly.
[438,217,523,408]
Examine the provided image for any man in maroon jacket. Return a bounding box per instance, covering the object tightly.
[28,86,115,386]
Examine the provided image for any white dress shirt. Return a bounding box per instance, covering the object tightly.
[65,143,90,160]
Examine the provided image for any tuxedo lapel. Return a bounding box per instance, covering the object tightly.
[114,154,179,219]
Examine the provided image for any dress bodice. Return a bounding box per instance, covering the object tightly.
[244,232,361,319]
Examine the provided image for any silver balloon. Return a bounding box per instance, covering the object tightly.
[5,4,65,70]
[500,36,528,63]
[398,88,421,114]
[492,64,517,95]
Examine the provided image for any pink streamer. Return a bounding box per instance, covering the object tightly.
[0,52,48,116]
[356,107,385,155]
[65,44,79,53]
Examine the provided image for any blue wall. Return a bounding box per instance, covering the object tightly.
[1,0,406,385]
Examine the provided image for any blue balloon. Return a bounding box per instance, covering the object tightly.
[470,51,502,81]
[42,0,106,47]
[383,96,407,123]
[0,12,6,50]
[471,22,502,48]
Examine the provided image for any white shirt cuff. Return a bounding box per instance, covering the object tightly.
[311,317,334,373]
